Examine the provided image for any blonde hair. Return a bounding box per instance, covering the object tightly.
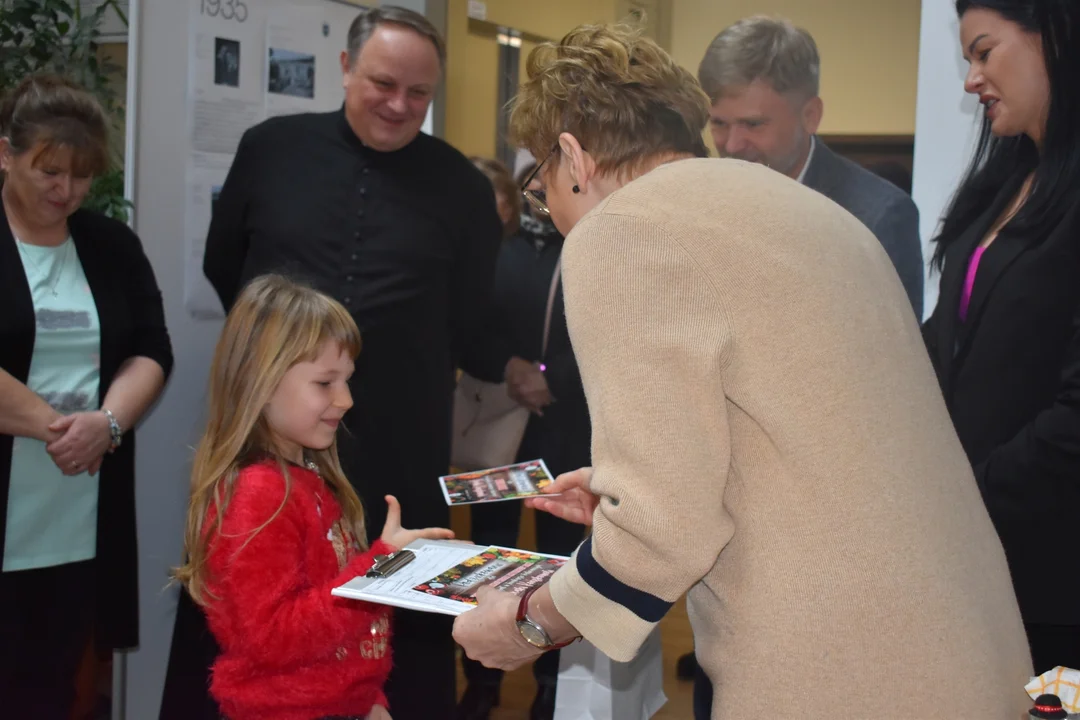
[175,275,367,606]
[470,156,522,238]
[509,22,710,178]
[698,16,820,103]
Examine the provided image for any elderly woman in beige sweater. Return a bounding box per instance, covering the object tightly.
[451,22,1033,720]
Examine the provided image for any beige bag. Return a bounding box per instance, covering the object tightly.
[451,256,562,471]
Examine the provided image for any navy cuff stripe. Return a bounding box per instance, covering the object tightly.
[575,535,673,623]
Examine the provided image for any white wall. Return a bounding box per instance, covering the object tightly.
[125,0,219,716]
[910,0,982,320]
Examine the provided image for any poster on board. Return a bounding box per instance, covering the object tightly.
[182,0,364,318]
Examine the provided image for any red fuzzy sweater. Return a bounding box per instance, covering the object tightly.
[203,461,394,720]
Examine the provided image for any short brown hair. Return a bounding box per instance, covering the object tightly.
[346,6,446,69]
[471,156,522,238]
[698,16,820,103]
[510,22,709,178]
[0,74,110,177]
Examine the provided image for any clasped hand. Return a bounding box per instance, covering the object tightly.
[45,410,112,477]
[505,356,553,415]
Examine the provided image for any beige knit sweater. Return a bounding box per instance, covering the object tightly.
[548,158,1033,719]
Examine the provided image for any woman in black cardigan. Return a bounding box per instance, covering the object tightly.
[923,0,1079,673]
[0,75,172,716]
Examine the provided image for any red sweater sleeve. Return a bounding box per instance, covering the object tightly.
[206,466,396,668]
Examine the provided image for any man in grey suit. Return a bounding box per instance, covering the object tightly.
[697,15,923,318]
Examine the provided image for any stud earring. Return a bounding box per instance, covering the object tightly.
[572,185,580,193]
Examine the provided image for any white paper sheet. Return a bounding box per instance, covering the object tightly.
[332,541,569,616]
[333,542,487,616]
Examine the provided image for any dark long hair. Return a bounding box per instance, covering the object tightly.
[932,0,1080,269]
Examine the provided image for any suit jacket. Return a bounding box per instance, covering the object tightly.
[478,230,591,478]
[923,172,1080,625]
[0,203,173,650]
[526,274,592,477]
[804,140,924,318]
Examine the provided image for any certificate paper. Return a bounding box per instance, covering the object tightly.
[332,540,567,616]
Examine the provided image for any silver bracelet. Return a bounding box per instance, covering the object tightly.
[102,408,123,452]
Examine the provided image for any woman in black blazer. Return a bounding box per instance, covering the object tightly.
[457,158,590,720]
[923,0,1080,674]
[0,75,172,716]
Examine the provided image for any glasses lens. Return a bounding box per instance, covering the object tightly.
[524,189,550,216]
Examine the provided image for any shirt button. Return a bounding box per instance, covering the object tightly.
[344,297,352,305]
[350,253,358,261]
[354,230,361,239]
[346,275,354,283]
[357,209,365,218]
[359,187,367,196]
[362,167,370,175]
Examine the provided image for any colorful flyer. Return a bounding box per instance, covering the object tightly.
[439,459,556,506]
[412,547,567,606]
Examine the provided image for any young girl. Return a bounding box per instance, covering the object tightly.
[175,275,453,720]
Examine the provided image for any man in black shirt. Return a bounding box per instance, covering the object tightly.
[194,6,502,718]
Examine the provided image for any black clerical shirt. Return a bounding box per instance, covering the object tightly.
[203,108,503,533]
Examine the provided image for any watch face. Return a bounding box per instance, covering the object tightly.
[518,620,549,649]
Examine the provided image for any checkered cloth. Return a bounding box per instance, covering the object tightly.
[1026,667,1080,713]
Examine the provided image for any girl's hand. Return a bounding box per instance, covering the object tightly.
[367,705,392,720]
[379,495,454,550]
[524,467,599,526]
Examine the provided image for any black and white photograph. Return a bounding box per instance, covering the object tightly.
[213,37,240,88]
[267,48,315,99]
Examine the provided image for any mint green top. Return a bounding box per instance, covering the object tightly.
[4,238,101,571]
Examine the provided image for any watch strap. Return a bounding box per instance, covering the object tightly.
[516,586,578,650]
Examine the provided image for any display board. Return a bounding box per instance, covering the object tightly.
[182,0,368,317]
[180,0,433,319]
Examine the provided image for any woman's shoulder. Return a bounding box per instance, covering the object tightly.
[68,208,146,256]
[590,158,782,224]
[69,207,135,236]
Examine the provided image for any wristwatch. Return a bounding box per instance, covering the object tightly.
[516,586,577,650]
[102,408,123,453]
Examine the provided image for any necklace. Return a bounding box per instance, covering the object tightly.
[14,233,71,298]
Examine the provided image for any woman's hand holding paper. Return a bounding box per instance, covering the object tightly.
[525,467,599,526]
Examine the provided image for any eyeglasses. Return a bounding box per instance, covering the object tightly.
[521,143,558,217]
